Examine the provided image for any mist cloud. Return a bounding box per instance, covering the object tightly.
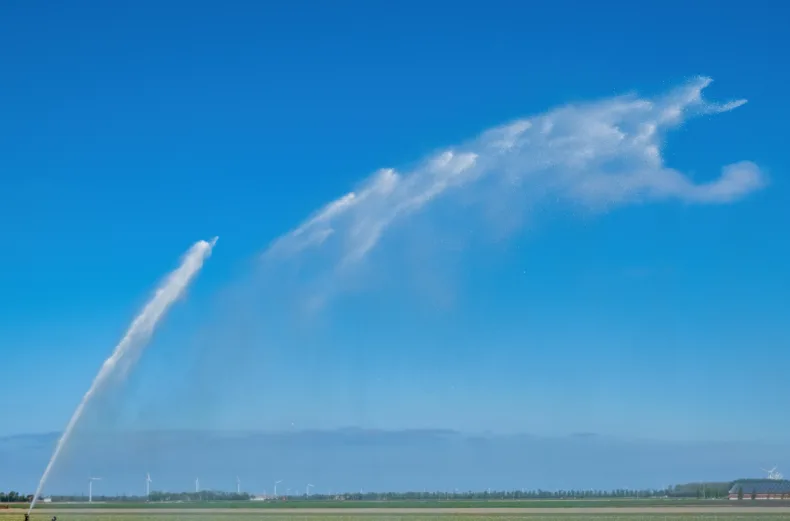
[265,77,764,275]
[126,77,766,433]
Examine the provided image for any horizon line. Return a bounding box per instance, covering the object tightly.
[1,428,785,446]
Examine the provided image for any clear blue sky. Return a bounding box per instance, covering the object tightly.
[1,0,787,441]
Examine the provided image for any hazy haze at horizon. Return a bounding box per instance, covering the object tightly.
[1,429,786,494]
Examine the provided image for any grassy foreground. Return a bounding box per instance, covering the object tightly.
[6,500,741,510]
[7,512,790,521]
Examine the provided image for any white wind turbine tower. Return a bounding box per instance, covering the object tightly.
[762,466,784,480]
[146,473,152,499]
[236,476,241,495]
[306,484,314,497]
[88,477,102,503]
[195,477,200,493]
[274,480,282,498]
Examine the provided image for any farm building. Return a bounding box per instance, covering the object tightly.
[728,479,790,500]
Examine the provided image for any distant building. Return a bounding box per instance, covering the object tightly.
[729,479,790,500]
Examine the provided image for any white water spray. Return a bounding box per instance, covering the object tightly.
[28,237,218,512]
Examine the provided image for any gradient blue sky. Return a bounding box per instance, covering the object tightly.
[1,0,787,441]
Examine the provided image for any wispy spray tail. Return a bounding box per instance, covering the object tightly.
[28,238,217,512]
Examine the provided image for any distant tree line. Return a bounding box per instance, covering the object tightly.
[665,482,732,499]
[322,489,670,500]
[147,491,251,502]
[2,482,736,503]
[300,485,728,501]
[47,495,148,503]
[0,492,33,503]
[44,491,253,503]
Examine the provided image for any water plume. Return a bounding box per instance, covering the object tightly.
[28,237,217,511]
[263,77,765,307]
[105,77,765,441]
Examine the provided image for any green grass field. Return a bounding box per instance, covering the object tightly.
[6,498,790,521]
[6,500,744,510]
[12,511,790,521]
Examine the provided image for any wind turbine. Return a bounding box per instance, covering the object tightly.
[236,476,241,495]
[306,484,314,497]
[146,473,152,499]
[762,466,784,480]
[195,477,200,493]
[274,480,282,498]
[88,477,102,503]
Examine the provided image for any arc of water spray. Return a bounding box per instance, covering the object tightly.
[29,238,218,512]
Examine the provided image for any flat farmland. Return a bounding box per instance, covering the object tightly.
[1,500,764,510]
[7,499,790,520]
[6,512,790,521]
[7,507,790,520]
